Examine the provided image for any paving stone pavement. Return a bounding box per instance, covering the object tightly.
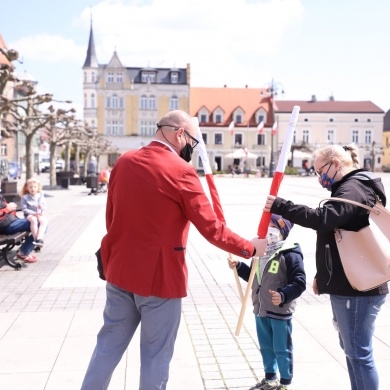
[0,173,389,389]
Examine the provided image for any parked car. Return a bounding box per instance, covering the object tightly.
[8,162,21,180]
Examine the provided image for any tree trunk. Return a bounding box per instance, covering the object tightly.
[25,133,35,180]
[74,144,80,175]
[64,142,71,171]
[49,142,57,186]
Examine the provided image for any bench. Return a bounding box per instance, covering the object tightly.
[0,231,30,270]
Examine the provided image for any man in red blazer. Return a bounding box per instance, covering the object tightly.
[81,110,267,390]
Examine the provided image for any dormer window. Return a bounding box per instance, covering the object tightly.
[171,72,178,83]
[235,114,242,124]
[149,73,156,83]
[142,72,148,83]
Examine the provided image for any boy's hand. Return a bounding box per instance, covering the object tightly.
[269,290,282,305]
[227,257,239,269]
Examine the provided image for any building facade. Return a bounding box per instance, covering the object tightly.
[191,89,385,173]
[82,22,190,166]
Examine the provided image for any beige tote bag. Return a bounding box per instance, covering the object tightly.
[321,197,390,291]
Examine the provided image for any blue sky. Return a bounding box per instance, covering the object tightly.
[1,0,389,116]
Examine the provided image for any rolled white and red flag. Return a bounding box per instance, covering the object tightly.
[257,120,264,134]
[272,121,277,136]
[193,117,244,301]
[235,105,300,336]
[228,120,235,136]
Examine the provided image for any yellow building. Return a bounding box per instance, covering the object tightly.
[82,22,190,165]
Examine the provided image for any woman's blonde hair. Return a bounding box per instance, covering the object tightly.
[313,143,360,169]
[21,178,42,195]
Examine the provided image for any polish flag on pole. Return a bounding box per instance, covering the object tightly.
[257,121,264,134]
[193,117,244,302]
[272,121,277,136]
[229,121,235,135]
[235,106,301,336]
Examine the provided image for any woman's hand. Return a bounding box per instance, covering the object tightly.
[313,278,319,295]
[264,195,276,213]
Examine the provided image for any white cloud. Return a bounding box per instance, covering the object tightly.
[77,0,304,86]
[9,34,85,64]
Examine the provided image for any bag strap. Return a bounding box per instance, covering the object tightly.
[320,197,380,215]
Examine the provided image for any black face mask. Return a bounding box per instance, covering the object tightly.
[180,143,194,162]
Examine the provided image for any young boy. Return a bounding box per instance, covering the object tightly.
[229,214,306,390]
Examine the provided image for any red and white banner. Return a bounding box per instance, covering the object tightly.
[272,121,277,136]
[228,120,235,136]
[235,106,300,336]
[257,121,264,134]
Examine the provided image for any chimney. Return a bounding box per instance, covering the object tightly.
[311,95,317,102]
[329,95,334,101]
[224,84,227,88]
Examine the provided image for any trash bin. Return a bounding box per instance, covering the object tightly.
[61,178,69,189]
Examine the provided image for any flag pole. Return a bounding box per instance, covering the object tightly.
[235,105,300,336]
[193,118,244,302]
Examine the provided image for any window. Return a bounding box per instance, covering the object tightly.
[367,118,371,122]
[149,73,156,83]
[215,114,222,123]
[200,114,207,123]
[106,120,124,135]
[170,96,178,110]
[84,72,87,82]
[106,97,111,108]
[304,118,309,122]
[171,73,178,83]
[149,95,156,110]
[354,118,359,122]
[91,93,95,108]
[327,129,335,144]
[112,95,118,109]
[258,114,264,123]
[214,133,222,145]
[1,143,7,156]
[329,118,334,122]
[140,95,148,109]
[142,72,148,83]
[235,114,242,124]
[352,130,359,143]
[234,134,243,145]
[202,133,208,144]
[91,72,95,82]
[257,134,265,145]
[365,130,372,144]
[140,121,155,136]
[116,73,123,82]
[107,72,114,83]
[302,129,309,143]
[84,93,87,107]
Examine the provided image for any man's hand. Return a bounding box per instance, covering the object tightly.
[313,278,319,295]
[250,237,267,257]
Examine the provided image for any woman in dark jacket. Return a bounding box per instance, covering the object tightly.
[264,144,388,390]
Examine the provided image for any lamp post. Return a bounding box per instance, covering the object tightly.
[261,79,284,177]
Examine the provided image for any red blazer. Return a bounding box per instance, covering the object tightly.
[100,142,254,298]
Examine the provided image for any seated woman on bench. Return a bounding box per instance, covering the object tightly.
[0,178,36,263]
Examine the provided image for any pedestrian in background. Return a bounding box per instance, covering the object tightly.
[21,177,48,251]
[264,143,388,390]
[0,177,36,263]
[81,110,267,390]
[229,215,306,390]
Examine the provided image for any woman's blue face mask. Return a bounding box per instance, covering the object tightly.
[316,161,336,191]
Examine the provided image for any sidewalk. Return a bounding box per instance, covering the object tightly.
[0,174,389,389]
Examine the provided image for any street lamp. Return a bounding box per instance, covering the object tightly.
[261,79,284,177]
